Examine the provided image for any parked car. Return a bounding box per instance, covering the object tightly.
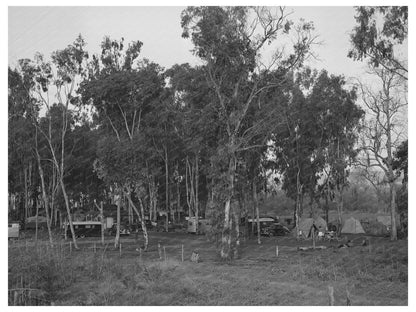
[65,221,102,238]
[133,220,154,232]
[108,224,131,236]
[156,220,176,232]
[187,217,211,234]
[261,223,291,237]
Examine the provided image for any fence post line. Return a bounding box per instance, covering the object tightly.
[119,243,122,257]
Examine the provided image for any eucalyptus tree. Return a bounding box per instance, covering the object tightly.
[165,63,216,232]
[11,35,89,247]
[349,6,408,80]
[8,67,38,222]
[80,37,165,249]
[272,75,321,235]
[272,70,363,234]
[393,139,407,236]
[356,67,407,240]
[306,71,364,231]
[181,6,317,259]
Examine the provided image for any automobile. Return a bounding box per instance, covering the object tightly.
[155,220,176,232]
[187,218,210,234]
[65,221,102,238]
[261,223,291,237]
[132,220,154,232]
[108,223,131,236]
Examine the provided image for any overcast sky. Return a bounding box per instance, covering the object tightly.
[8,6,380,82]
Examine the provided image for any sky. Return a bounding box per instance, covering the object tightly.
[8,6,377,81]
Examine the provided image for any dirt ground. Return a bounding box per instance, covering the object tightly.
[8,230,408,306]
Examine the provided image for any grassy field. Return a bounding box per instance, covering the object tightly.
[8,231,408,306]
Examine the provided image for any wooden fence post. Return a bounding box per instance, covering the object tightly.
[346,288,351,306]
[276,244,279,257]
[158,243,162,260]
[119,243,122,257]
[328,286,335,306]
[181,244,184,262]
[69,241,72,254]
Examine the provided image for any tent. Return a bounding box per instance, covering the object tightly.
[314,216,327,233]
[376,216,392,227]
[341,217,365,234]
[295,217,328,238]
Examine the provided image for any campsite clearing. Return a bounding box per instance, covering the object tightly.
[8,231,407,305]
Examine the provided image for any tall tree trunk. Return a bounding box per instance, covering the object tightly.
[177,176,181,222]
[325,190,329,224]
[336,186,344,235]
[60,178,78,248]
[185,157,190,217]
[35,148,53,244]
[221,154,236,260]
[295,168,302,239]
[233,206,240,259]
[195,153,199,233]
[185,156,195,218]
[386,105,398,240]
[35,203,39,242]
[50,165,58,227]
[253,181,261,245]
[149,176,158,222]
[115,194,121,248]
[95,201,105,246]
[126,193,149,251]
[24,166,28,220]
[389,182,398,240]
[164,146,169,232]
[100,202,105,245]
[251,203,255,237]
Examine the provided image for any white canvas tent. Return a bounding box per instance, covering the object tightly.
[341,217,365,234]
[295,217,327,238]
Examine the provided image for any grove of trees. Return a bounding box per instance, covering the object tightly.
[8,6,408,258]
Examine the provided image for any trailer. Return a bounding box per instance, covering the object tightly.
[64,221,102,238]
[187,217,211,234]
[8,222,20,239]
